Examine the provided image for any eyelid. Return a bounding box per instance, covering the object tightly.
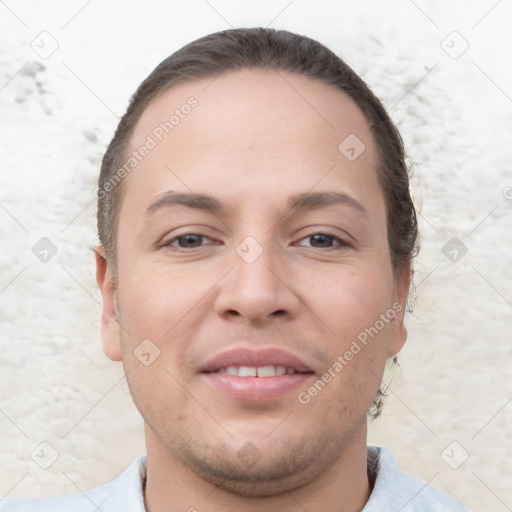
[158,224,218,245]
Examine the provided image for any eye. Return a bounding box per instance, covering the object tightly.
[296,233,350,249]
[161,232,350,251]
[163,233,214,250]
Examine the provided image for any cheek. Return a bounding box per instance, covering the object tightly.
[115,258,218,358]
[118,259,190,318]
[122,354,194,440]
[304,259,395,393]
[308,261,393,334]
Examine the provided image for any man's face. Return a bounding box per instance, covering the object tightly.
[97,69,409,495]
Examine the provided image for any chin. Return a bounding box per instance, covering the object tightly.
[172,429,346,498]
[184,454,314,497]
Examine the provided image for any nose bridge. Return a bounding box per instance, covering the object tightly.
[236,234,279,288]
[214,232,299,323]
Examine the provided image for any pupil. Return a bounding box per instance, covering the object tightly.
[180,235,202,247]
[312,234,332,247]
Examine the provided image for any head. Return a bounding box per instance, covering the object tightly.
[95,28,418,496]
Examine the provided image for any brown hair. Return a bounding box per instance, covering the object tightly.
[97,27,418,419]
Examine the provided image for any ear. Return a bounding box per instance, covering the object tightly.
[95,246,122,362]
[387,260,412,359]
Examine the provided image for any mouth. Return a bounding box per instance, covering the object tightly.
[213,365,300,377]
[200,348,316,401]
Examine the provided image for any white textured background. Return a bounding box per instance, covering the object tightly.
[1,1,511,510]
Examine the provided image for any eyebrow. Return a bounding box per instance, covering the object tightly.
[145,190,367,217]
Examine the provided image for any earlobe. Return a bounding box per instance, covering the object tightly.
[95,246,122,362]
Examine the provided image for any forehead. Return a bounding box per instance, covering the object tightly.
[122,68,380,215]
[129,68,376,163]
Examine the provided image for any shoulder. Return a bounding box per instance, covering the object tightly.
[364,446,469,512]
[0,455,147,512]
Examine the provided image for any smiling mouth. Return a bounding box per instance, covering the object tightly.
[210,365,306,377]
[200,347,316,401]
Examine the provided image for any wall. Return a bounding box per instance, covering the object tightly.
[1,1,511,510]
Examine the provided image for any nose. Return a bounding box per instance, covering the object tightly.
[214,236,301,326]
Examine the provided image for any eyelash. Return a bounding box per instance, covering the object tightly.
[161,232,351,251]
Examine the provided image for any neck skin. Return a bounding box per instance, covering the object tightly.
[143,424,371,512]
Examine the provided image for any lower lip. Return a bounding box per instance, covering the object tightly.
[201,372,314,401]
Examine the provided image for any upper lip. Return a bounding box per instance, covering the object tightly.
[201,347,313,374]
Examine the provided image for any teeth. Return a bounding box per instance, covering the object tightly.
[275,366,287,376]
[217,365,297,377]
[257,365,276,377]
[238,366,257,377]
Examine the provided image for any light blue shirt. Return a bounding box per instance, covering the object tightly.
[0,446,468,511]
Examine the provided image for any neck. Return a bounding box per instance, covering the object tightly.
[143,424,371,512]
